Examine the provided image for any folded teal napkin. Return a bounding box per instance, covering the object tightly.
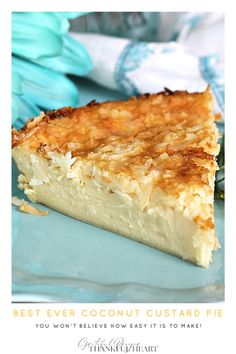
[12,12,93,125]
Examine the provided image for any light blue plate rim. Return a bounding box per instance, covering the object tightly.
[12,78,224,303]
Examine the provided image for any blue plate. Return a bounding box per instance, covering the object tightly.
[12,79,224,303]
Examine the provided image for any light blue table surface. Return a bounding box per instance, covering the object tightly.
[12,78,224,303]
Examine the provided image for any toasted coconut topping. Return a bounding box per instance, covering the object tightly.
[12,88,219,189]
[12,87,220,231]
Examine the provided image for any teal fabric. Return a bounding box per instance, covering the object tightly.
[12,12,92,124]
[12,70,22,95]
[13,57,80,110]
[13,12,70,37]
[12,94,40,124]
[33,34,93,75]
[12,19,63,60]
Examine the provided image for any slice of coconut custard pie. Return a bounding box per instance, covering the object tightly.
[12,87,221,267]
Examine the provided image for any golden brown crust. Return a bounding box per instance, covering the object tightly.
[12,88,220,199]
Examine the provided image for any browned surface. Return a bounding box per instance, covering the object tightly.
[12,88,220,196]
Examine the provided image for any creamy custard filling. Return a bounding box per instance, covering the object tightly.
[12,89,221,268]
[13,147,218,267]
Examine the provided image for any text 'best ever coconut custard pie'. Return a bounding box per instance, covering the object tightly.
[12,87,221,268]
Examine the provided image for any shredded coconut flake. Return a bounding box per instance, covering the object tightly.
[12,196,48,216]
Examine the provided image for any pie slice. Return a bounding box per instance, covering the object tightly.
[12,87,220,267]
